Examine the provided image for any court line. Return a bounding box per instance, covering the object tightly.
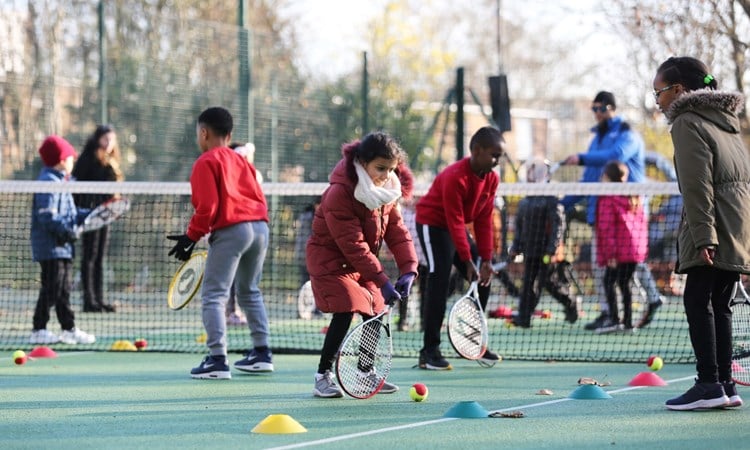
[265,375,695,450]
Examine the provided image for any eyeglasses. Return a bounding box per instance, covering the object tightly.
[653,84,676,100]
[591,105,610,113]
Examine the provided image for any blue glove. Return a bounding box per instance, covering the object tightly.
[394,273,416,299]
[380,281,401,306]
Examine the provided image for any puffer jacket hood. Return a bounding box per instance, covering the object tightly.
[665,89,745,132]
[332,140,414,200]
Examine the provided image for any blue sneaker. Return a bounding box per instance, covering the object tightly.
[665,381,728,410]
[190,355,231,380]
[234,348,274,373]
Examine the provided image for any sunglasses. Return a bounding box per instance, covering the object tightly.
[653,84,677,100]
[591,105,610,113]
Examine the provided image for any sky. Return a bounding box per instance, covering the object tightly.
[280,0,623,85]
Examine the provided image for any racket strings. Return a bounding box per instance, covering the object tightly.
[449,297,486,359]
[732,303,750,385]
[337,316,392,398]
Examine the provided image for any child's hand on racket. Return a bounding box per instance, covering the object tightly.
[394,272,416,299]
[167,234,196,261]
[380,281,401,306]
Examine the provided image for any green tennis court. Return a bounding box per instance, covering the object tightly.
[1,352,746,449]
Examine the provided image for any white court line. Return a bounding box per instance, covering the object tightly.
[265,375,696,450]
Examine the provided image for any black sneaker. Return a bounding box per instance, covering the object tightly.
[594,318,622,334]
[665,381,729,410]
[722,381,743,407]
[191,355,231,380]
[637,296,664,328]
[564,301,579,324]
[478,349,502,367]
[234,347,274,373]
[584,312,609,330]
[418,348,452,370]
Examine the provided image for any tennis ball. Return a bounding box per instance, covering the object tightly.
[12,350,27,365]
[647,355,663,371]
[542,255,551,264]
[409,383,428,402]
[541,309,552,319]
[134,338,148,350]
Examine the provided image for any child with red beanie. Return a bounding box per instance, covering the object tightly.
[30,136,96,345]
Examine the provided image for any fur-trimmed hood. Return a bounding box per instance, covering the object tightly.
[665,89,745,132]
[331,140,414,200]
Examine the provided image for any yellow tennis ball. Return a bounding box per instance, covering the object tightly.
[542,255,551,264]
[409,383,428,402]
[648,356,663,371]
[12,350,27,365]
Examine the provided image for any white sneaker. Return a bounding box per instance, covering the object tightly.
[60,328,96,345]
[29,329,61,344]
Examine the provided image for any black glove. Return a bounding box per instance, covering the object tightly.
[56,229,78,245]
[167,234,196,261]
[380,281,401,306]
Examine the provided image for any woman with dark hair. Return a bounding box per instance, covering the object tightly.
[307,132,418,398]
[72,125,123,313]
[653,56,750,410]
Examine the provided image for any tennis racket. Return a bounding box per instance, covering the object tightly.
[447,280,489,362]
[167,251,207,311]
[77,197,130,235]
[297,280,315,320]
[730,279,750,386]
[335,306,393,399]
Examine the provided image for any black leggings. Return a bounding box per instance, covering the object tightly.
[683,266,737,383]
[33,259,75,331]
[603,263,636,327]
[317,311,375,374]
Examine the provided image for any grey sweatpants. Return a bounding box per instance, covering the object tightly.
[202,221,270,356]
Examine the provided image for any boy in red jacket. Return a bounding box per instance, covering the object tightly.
[415,126,505,370]
[167,107,272,379]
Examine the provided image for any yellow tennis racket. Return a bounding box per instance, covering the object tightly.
[167,251,207,310]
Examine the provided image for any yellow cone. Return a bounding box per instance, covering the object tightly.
[110,340,137,351]
[251,414,307,434]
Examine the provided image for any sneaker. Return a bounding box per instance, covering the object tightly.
[637,297,664,328]
[29,329,61,345]
[234,348,274,373]
[418,348,452,370]
[226,312,248,326]
[594,319,623,334]
[314,370,343,398]
[722,381,743,407]
[479,348,502,367]
[584,312,609,330]
[666,381,729,410]
[510,318,531,328]
[356,369,399,394]
[59,328,96,345]
[191,355,231,379]
[564,301,579,324]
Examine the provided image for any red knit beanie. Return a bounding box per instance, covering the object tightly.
[39,135,77,167]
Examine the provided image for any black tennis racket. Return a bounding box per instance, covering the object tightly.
[731,279,750,386]
[335,306,393,399]
[447,280,488,362]
[77,197,130,235]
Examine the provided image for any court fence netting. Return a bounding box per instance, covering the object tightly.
[0,179,710,363]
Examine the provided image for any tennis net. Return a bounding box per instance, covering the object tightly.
[0,180,699,363]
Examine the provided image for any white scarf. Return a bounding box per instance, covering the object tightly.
[353,161,402,210]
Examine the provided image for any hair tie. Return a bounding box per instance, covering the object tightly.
[704,74,715,85]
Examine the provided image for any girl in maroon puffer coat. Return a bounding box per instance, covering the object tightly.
[307,132,418,398]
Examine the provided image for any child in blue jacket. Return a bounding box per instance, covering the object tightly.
[30,136,96,345]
